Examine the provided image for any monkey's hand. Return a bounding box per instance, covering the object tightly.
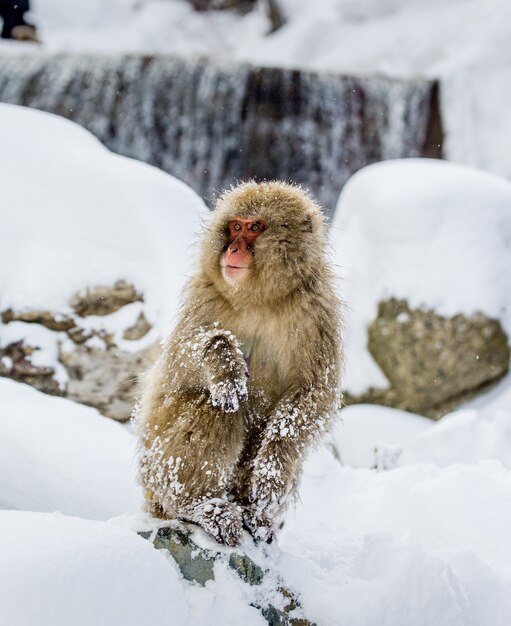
[243,505,275,544]
[193,498,243,547]
[203,333,248,413]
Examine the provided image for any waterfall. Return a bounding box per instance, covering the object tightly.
[0,54,439,215]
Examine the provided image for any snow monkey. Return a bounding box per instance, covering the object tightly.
[138,181,343,546]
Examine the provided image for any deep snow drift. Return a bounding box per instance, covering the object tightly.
[0,378,141,519]
[0,509,189,626]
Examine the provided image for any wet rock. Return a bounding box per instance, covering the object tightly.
[71,280,142,317]
[354,299,510,419]
[138,524,314,625]
[229,552,265,585]
[139,526,215,586]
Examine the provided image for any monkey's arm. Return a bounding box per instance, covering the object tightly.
[168,323,249,413]
[246,379,339,540]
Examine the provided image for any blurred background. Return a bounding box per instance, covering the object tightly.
[4,0,507,215]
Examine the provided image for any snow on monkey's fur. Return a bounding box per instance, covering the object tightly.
[137,181,343,546]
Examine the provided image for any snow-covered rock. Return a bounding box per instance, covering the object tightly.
[332,158,511,412]
[0,103,207,325]
[0,103,208,418]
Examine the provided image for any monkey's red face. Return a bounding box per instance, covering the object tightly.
[221,217,266,284]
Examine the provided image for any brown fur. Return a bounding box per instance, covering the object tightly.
[137,181,343,545]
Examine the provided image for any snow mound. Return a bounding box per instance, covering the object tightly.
[331,158,511,393]
[0,510,188,626]
[0,103,208,336]
[0,378,141,519]
[282,444,511,625]
[332,404,432,468]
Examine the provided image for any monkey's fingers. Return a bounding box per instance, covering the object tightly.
[242,508,275,544]
[194,499,243,547]
[209,376,248,413]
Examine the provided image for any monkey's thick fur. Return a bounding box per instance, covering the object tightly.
[138,181,343,546]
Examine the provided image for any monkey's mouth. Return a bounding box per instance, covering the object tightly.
[221,264,249,283]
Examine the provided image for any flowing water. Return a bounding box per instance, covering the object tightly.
[0,54,439,215]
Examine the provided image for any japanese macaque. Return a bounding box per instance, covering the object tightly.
[138,181,343,546]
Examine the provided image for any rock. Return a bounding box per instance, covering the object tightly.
[0,283,154,421]
[70,280,142,317]
[123,312,151,341]
[141,526,215,586]
[60,343,153,421]
[0,341,62,396]
[229,552,265,585]
[138,524,314,626]
[189,0,257,13]
[353,299,510,419]
[1,309,75,331]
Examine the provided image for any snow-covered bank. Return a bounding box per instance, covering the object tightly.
[0,510,189,626]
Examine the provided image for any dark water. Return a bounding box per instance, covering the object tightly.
[0,54,440,215]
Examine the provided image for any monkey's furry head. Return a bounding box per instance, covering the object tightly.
[200,181,330,307]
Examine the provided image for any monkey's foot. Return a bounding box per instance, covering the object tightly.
[243,507,275,544]
[209,376,248,413]
[193,498,243,547]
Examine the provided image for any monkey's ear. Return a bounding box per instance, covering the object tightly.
[300,215,313,233]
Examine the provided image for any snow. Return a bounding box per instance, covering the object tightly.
[0,102,209,376]
[281,446,511,625]
[0,378,141,519]
[331,158,511,394]
[0,510,188,626]
[0,102,208,335]
[332,404,432,468]
[0,0,509,182]
[4,373,511,624]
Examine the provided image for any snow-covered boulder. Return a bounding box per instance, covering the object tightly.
[332,158,511,416]
[0,103,209,420]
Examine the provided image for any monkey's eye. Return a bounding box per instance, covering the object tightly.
[233,223,242,231]
[249,224,260,232]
